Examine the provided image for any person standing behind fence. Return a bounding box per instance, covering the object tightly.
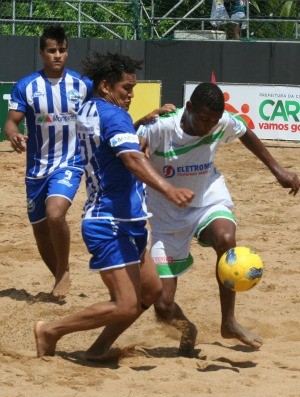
[225,0,246,39]
[4,25,93,299]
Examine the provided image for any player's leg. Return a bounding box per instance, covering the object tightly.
[45,168,83,298]
[84,248,162,360]
[32,219,57,276]
[34,263,142,357]
[81,220,161,360]
[45,195,71,298]
[150,232,197,358]
[199,218,263,349]
[26,176,60,283]
[154,277,197,357]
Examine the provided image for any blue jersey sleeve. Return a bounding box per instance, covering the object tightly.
[101,107,141,155]
[9,80,28,113]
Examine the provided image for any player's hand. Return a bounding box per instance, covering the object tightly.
[143,104,176,125]
[139,136,150,158]
[9,133,28,154]
[276,170,300,196]
[155,103,176,116]
[165,186,194,208]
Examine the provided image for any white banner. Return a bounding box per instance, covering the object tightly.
[184,83,300,142]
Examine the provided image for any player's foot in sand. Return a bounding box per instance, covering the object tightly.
[177,320,198,358]
[34,321,57,357]
[52,271,71,299]
[82,348,123,362]
[221,319,263,349]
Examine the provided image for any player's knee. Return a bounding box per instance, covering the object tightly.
[46,209,67,225]
[154,295,175,319]
[142,284,162,308]
[115,300,141,321]
[214,231,235,256]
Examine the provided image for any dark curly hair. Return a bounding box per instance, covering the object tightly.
[40,25,67,51]
[190,82,225,113]
[80,52,143,88]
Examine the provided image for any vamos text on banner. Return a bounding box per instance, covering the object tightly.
[184,83,300,142]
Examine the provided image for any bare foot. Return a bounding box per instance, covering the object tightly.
[82,348,123,362]
[221,319,263,349]
[170,319,198,358]
[34,321,57,357]
[52,271,71,299]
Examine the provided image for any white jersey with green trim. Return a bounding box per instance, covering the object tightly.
[139,108,247,208]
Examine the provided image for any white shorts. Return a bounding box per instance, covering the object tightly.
[149,174,236,278]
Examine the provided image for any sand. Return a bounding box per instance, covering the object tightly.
[0,139,299,397]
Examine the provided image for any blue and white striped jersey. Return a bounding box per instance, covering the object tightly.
[9,69,93,178]
[77,98,149,221]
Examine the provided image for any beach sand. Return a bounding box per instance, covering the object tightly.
[0,139,299,397]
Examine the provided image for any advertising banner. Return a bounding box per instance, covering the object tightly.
[129,81,161,124]
[184,83,300,142]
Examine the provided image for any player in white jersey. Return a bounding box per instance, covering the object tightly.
[4,26,93,299]
[137,82,299,357]
[34,52,194,358]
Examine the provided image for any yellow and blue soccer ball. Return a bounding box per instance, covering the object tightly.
[218,247,263,292]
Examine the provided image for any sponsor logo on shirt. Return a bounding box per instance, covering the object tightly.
[176,161,213,176]
[67,89,81,104]
[36,114,76,123]
[32,91,45,98]
[110,133,139,147]
[163,162,213,178]
[163,165,175,178]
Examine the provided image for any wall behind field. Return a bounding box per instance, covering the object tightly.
[1,35,300,106]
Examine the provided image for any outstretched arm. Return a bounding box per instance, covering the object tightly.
[119,151,194,207]
[134,103,176,130]
[239,129,300,195]
[4,110,28,154]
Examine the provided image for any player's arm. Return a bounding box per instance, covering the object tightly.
[133,103,176,131]
[4,110,28,154]
[239,128,299,195]
[119,151,194,207]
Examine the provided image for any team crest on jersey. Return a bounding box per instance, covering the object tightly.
[67,89,81,104]
[32,91,45,98]
[163,165,175,178]
[27,199,35,213]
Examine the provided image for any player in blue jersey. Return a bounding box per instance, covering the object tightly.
[4,25,93,299]
[34,52,194,358]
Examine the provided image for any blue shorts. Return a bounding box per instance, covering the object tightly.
[26,167,83,223]
[82,219,148,271]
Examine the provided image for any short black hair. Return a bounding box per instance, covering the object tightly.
[80,51,143,88]
[40,25,68,51]
[190,82,225,113]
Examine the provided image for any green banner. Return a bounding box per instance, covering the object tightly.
[0,82,26,142]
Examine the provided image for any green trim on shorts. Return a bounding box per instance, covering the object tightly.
[194,210,236,247]
[157,253,193,277]
[154,130,225,159]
